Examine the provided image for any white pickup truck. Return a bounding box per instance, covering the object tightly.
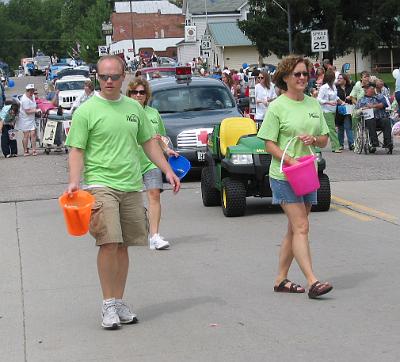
[55,75,90,109]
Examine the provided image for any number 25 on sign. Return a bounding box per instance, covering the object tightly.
[311,30,329,52]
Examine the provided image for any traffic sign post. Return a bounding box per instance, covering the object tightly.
[311,30,329,61]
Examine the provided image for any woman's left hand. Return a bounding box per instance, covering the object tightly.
[166,148,179,157]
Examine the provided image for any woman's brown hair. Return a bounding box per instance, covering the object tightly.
[222,72,233,88]
[273,55,311,92]
[323,69,336,86]
[126,77,152,106]
[339,73,351,86]
[259,71,271,89]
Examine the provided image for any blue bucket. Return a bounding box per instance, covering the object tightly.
[337,105,347,115]
[168,155,191,180]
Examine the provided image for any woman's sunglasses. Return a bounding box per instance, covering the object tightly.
[258,76,264,79]
[292,72,309,78]
[98,74,123,81]
[129,90,146,95]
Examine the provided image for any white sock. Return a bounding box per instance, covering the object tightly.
[103,298,115,305]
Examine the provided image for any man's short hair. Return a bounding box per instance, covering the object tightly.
[97,55,125,73]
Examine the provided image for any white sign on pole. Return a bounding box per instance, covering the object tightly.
[201,40,211,50]
[202,51,210,59]
[185,26,197,43]
[311,30,329,52]
[98,45,108,56]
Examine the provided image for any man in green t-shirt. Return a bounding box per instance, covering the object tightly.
[65,55,180,330]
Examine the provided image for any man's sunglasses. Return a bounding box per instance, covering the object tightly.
[292,71,309,78]
[129,90,146,95]
[98,74,123,81]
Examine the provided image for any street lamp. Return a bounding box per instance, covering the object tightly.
[271,0,292,53]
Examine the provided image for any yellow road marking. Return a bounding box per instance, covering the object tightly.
[330,204,373,222]
[332,195,398,221]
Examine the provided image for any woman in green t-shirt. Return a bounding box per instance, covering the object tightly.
[127,78,178,251]
[257,55,333,299]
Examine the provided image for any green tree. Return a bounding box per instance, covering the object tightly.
[74,0,112,63]
[0,0,112,68]
[238,0,400,61]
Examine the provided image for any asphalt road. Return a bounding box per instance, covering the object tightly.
[1,76,400,362]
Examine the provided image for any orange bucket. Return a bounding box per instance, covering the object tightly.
[59,190,95,236]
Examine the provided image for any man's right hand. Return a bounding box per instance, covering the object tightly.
[67,182,79,197]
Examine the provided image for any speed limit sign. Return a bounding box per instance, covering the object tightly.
[311,30,329,52]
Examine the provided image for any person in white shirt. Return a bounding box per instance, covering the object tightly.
[255,71,277,124]
[317,70,341,152]
[16,84,38,156]
[71,80,95,114]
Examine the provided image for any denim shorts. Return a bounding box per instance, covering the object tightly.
[143,168,163,191]
[269,177,317,205]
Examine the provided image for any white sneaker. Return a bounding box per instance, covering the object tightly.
[101,299,121,330]
[116,299,138,324]
[149,233,170,250]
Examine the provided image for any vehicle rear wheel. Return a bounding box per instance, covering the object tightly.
[201,166,221,206]
[312,173,331,212]
[221,178,246,217]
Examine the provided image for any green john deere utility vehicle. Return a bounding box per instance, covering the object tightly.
[201,117,331,217]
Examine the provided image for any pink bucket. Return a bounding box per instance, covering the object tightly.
[282,155,320,196]
[280,137,320,196]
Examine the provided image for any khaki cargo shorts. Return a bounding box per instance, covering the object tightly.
[87,187,148,246]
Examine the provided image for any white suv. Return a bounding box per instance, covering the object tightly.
[55,75,90,109]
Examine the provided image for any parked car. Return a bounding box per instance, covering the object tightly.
[148,67,242,168]
[33,55,51,75]
[158,57,177,66]
[57,68,90,80]
[48,63,70,80]
[55,75,90,109]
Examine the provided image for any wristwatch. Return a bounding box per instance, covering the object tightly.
[312,136,317,145]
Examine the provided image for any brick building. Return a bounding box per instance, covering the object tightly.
[111,12,184,42]
[110,1,185,59]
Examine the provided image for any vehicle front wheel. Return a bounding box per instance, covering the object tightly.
[221,178,246,217]
[201,166,221,206]
[312,173,331,212]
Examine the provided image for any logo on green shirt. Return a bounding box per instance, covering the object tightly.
[308,112,319,119]
[127,113,139,123]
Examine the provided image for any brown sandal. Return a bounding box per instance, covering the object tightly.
[274,279,305,293]
[308,281,333,299]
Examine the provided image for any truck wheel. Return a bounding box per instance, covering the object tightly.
[221,178,246,217]
[201,166,221,206]
[312,173,331,212]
